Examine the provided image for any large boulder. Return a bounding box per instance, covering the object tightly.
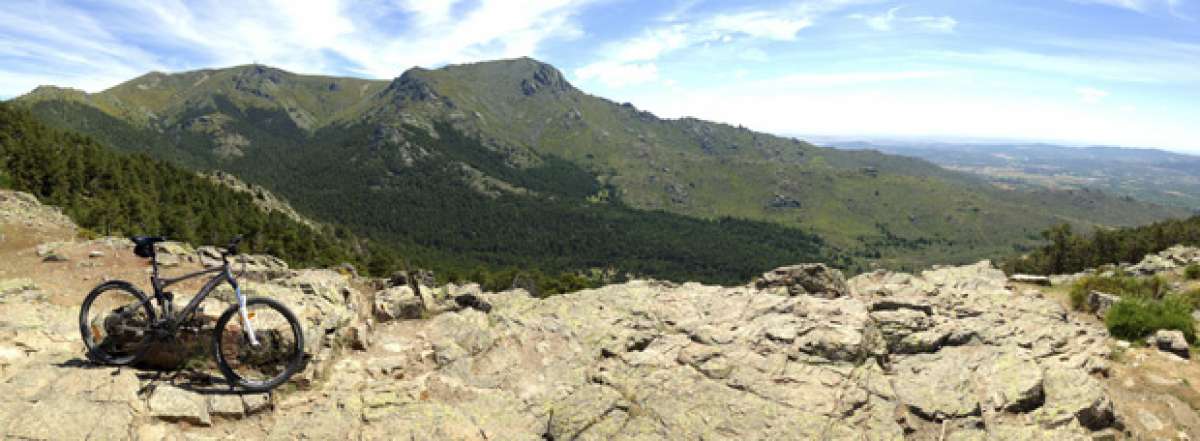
[1086,291,1120,316]
[754,263,849,298]
[1153,329,1190,358]
[1129,254,1177,275]
[373,286,426,321]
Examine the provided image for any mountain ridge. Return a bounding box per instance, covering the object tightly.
[10,57,1189,275]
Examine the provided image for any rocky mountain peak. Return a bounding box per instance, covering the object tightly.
[382,67,440,103]
[516,57,572,96]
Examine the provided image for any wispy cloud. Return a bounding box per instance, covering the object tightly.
[767,70,951,87]
[575,62,659,87]
[1069,0,1194,19]
[1070,0,1176,12]
[935,47,1200,84]
[0,0,597,96]
[850,6,958,32]
[572,0,874,88]
[1076,86,1110,103]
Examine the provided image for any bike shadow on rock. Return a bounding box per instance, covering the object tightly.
[54,356,249,396]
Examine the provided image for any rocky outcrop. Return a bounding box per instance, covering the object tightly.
[0,190,76,232]
[2,187,1168,440]
[244,261,1114,440]
[0,256,1127,439]
[754,263,849,298]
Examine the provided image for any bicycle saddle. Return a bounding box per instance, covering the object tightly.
[130,236,166,258]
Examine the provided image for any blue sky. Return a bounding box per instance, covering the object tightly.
[1,0,1198,152]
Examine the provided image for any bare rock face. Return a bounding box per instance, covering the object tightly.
[754,263,849,298]
[254,261,1112,440]
[0,250,1125,440]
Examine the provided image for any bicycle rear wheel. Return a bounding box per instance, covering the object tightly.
[79,282,156,365]
[212,297,305,392]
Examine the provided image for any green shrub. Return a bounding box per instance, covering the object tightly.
[1185,263,1200,280]
[75,227,100,241]
[1104,296,1195,344]
[1178,287,1200,310]
[1069,274,1167,311]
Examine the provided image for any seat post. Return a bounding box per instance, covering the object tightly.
[150,252,162,290]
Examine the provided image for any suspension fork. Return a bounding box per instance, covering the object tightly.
[227,267,261,347]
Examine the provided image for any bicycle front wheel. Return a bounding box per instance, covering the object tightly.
[212,297,305,392]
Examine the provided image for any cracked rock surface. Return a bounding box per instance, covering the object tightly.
[0,259,1125,440]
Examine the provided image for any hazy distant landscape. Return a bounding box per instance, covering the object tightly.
[824,140,1200,211]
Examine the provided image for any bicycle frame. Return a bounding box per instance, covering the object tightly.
[147,257,260,346]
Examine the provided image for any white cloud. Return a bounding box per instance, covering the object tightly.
[1076,87,1110,103]
[0,0,597,96]
[769,70,950,87]
[575,61,659,87]
[573,0,870,88]
[1070,0,1195,19]
[851,6,958,33]
[706,11,813,41]
[936,48,1200,84]
[1070,0,1174,12]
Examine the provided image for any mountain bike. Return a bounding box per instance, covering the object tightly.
[79,235,304,392]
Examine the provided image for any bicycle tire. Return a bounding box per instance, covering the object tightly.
[79,281,156,365]
[212,297,305,392]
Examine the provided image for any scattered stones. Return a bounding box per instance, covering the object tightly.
[0,278,37,295]
[37,242,69,262]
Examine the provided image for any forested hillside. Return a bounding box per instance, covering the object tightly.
[0,102,836,289]
[1004,217,1200,275]
[0,102,400,273]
